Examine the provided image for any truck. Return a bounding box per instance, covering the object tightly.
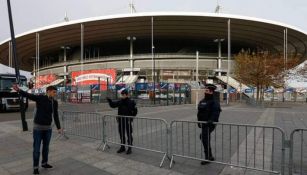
[0,74,28,112]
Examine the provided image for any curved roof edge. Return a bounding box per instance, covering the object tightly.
[1,11,307,45]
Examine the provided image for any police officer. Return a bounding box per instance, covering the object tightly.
[107,89,137,154]
[197,84,221,165]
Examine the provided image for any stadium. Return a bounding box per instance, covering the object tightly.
[0,12,307,97]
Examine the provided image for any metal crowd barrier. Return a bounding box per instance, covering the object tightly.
[289,129,307,175]
[102,115,169,167]
[169,120,286,175]
[59,111,301,174]
[61,111,105,141]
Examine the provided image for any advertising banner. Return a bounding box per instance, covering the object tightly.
[71,69,116,90]
[36,74,57,88]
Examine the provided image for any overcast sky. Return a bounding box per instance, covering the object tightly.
[1,0,307,41]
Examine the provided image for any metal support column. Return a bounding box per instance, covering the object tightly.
[227,19,231,105]
[81,23,84,73]
[196,51,199,82]
[151,16,156,104]
[36,33,40,88]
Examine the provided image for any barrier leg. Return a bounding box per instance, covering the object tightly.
[159,153,167,168]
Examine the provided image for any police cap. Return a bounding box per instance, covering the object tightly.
[204,84,217,91]
[120,89,128,95]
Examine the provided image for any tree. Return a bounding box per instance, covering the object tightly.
[234,50,300,102]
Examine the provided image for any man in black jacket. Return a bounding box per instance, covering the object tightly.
[197,84,221,165]
[13,84,63,174]
[107,89,137,154]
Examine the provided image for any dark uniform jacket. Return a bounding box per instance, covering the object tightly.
[197,98,221,123]
[107,98,137,117]
[19,90,61,129]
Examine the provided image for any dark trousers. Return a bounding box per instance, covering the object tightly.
[117,118,133,146]
[201,124,215,159]
[33,129,52,168]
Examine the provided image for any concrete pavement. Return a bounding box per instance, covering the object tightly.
[0,102,306,175]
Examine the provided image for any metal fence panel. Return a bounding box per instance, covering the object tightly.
[102,115,169,167]
[62,111,104,140]
[289,129,307,175]
[169,120,286,175]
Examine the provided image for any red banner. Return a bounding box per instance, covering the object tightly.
[71,69,116,90]
[36,74,57,88]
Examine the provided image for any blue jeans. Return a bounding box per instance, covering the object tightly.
[33,129,52,168]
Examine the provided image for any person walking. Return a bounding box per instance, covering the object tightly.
[12,84,63,174]
[197,84,221,165]
[107,89,137,154]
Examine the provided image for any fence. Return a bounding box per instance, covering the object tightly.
[169,121,286,174]
[60,111,307,174]
[58,82,192,106]
[289,129,307,175]
[61,111,105,141]
[102,115,169,167]
[265,92,307,102]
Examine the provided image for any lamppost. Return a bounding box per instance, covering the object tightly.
[214,38,225,76]
[61,46,70,62]
[127,36,136,76]
[30,57,37,89]
[152,45,156,104]
[227,19,231,105]
[61,46,70,93]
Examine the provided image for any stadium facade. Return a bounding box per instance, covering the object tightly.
[0,12,307,88]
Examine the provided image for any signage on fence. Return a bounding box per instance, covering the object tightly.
[168,83,175,90]
[147,83,159,90]
[285,87,295,92]
[160,82,168,89]
[115,84,126,91]
[265,88,274,93]
[90,84,100,91]
[228,88,236,93]
[135,83,147,91]
[244,88,253,93]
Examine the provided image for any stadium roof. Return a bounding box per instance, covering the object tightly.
[1,12,307,71]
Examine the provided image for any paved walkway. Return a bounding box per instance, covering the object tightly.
[0,120,184,175]
[0,103,306,175]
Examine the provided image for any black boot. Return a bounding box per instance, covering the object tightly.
[42,163,53,169]
[126,147,132,154]
[201,157,215,165]
[117,146,125,153]
[33,168,39,174]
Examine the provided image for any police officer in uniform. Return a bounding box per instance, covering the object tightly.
[107,89,137,154]
[197,84,221,165]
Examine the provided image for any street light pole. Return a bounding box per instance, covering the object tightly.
[6,0,28,131]
[214,38,225,76]
[151,16,156,104]
[227,19,231,105]
[36,33,40,88]
[196,51,199,82]
[61,46,70,93]
[283,28,288,102]
[127,36,136,76]
[80,24,84,74]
